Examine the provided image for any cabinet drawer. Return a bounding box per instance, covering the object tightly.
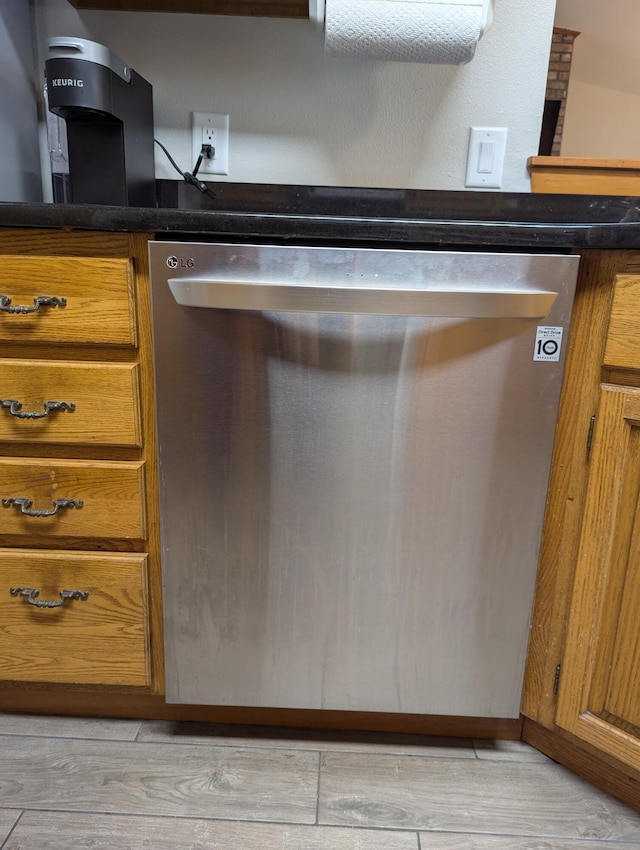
[0,458,146,541]
[0,550,150,686]
[0,360,141,447]
[604,275,640,369]
[0,255,136,346]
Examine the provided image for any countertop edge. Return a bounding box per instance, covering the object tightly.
[3,189,640,249]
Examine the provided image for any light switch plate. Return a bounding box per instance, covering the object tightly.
[465,127,507,189]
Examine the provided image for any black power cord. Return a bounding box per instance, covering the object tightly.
[154,138,217,200]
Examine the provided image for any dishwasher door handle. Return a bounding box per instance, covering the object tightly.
[168,279,557,319]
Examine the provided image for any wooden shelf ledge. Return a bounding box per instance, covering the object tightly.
[528,156,640,195]
[67,0,308,17]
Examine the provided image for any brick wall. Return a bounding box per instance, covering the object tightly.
[546,28,579,155]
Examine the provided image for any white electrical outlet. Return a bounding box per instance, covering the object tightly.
[191,112,229,176]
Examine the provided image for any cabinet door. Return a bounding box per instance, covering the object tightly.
[556,383,640,769]
[604,274,640,370]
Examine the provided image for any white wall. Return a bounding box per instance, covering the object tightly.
[34,0,556,192]
[0,0,42,201]
[561,80,640,158]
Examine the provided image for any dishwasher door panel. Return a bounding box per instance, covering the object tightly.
[149,243,579,717]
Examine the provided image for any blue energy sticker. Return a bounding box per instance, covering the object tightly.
[534,326,563,362]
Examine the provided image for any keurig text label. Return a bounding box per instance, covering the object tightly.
[51,78,84,87]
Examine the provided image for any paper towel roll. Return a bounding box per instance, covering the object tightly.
[324,0,486,64]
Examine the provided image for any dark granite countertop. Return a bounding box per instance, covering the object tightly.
[2,181,640,249]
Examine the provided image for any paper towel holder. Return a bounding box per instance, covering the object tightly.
[309,0,494,35]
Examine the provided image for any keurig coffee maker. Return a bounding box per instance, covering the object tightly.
[45,37,155,207]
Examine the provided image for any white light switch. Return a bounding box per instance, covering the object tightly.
[478,140,494,173]
[466,127,507,189]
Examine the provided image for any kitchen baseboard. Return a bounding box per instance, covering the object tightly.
[0,687,522,739]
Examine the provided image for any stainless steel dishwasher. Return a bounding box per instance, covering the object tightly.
[149,241,579,717]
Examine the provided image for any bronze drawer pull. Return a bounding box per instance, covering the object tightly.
[0,399,76,419]
[0,295,67,314]
[2,497,84,517]
[10,587,89,609]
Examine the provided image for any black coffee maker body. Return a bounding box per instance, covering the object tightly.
[45,37,155,207]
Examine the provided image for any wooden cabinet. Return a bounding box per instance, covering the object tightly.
[66,0,308,18]
[522,253,640,811]
[604,275,640,369]
[556,383,640,769]
[552,275,640,771]
[0,230,162,696]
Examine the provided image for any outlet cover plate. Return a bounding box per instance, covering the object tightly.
[191,112,229,176]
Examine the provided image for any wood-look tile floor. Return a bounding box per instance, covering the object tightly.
[1,714,640,849]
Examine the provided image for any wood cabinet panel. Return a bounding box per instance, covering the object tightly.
[0,255,136,346]
[521,250,625,727]
[67,0,308,17]
[0,360,141,447]
[0,550,150,686]
[0,229,163,696]
[556,384,640,769]
[604,275,640,370]
[0,458,146,541]
[528,157,640,195]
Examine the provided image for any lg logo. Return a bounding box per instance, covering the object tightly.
[166,256,194,269]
